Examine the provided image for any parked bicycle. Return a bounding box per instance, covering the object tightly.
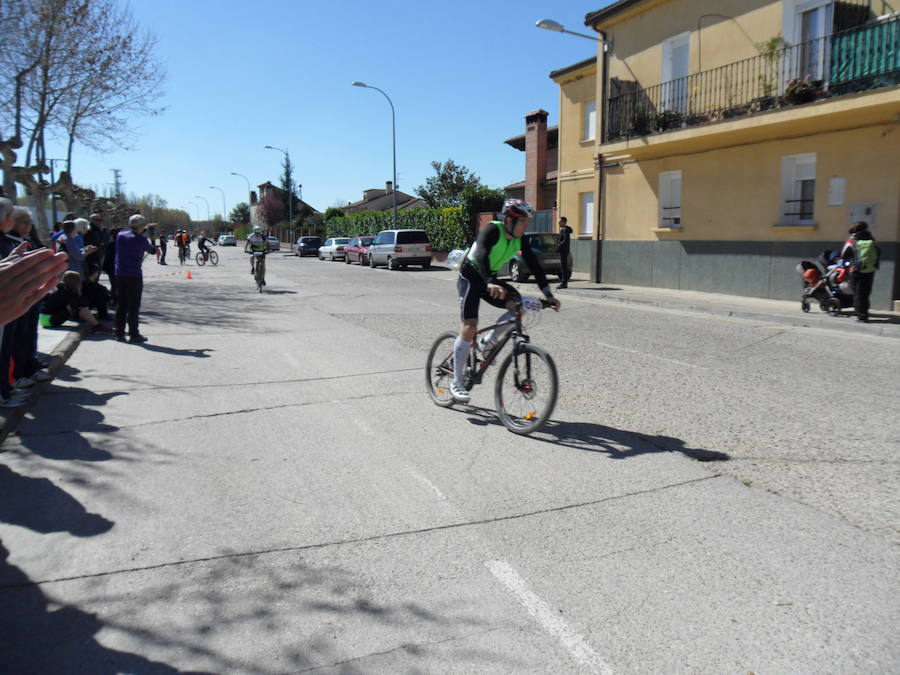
[426,295,558,435]
[195,248,219,266]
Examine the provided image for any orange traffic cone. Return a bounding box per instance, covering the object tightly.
[186,270,192,279]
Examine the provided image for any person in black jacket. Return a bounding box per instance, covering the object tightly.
[41,271,104,330]
[102,226,121,306]
[556,216,573,289]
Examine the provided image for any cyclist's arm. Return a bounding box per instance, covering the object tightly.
[519,237,553,298]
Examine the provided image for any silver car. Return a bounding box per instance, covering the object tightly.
[368,229,432,270]
[318,237,351,261]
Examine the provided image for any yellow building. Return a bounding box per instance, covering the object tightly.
[556,0,899,309]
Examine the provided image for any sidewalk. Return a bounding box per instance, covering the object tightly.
[0,322,87,446]
[543,272,900,339]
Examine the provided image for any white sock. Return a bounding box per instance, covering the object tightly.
[453,336,470,389]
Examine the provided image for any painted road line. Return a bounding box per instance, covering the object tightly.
[486,559,613,675]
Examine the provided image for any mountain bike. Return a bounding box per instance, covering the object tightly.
[195,248,218,266]
[252,251,266,292]
[426,296,558,435]
[178,245,190,265]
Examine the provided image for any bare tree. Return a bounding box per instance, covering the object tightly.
[0,0,164,228]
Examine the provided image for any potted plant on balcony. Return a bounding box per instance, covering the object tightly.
[783,75,824,104]
[654,109,683,131]
[753,35,790,112]
[629,109,652,136]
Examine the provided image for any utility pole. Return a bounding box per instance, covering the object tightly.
[111,169,124,202]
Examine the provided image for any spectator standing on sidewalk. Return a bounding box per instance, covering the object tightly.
[57,220,96,277]
[8,208,52,390]
[83,213,104,277]
[841,222,881,322]
[102,226,120,307]
[157,233,167,265]
[556,216,573,289]
[114,214,155,343]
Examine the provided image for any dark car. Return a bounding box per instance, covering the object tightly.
[344,235,375,265]
[295,236,323,257]
[500,232,572,282]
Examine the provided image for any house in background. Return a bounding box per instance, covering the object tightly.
[551,57,599,276]
[551,0,898,309]
[250,181,320,232]
[504,110,559,233]
[344,181,425,214]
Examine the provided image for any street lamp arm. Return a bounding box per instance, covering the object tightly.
[535,18,601,42]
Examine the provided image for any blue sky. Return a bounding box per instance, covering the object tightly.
[45,1,613,220]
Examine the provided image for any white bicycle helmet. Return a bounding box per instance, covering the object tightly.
[500,198,534,219]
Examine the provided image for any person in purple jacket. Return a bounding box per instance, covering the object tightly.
[114,214,156,343]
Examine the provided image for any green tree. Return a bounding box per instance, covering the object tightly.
[279,152,300,223]
[229,201,250,224]
[459,185,506,243]
[323,206,345,221]
[416,159,482,208]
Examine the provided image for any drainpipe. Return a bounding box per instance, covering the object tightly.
[594,30,610,283]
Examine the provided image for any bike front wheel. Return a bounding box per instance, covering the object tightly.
[425,331,458,407]
[208,250,218,265]
[494,343,558,434]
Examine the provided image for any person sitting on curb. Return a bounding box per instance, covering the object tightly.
[41,271,108,332]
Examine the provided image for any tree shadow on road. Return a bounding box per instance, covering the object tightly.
[0,466,114,538]
[0,542,212,674]
[461,407,729,462]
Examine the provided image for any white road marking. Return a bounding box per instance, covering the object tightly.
[486,559,613,675]
[595,340,699,370]
[407,468,447,500]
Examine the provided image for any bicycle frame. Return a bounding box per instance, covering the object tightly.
[464,311,530,390]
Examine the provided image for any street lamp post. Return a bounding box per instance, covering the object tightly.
[209,186,227,223]
[186,201,200,221]
[536,18,605,285]
[263,146,293,237]
[351,81,397,228]
[193,195,210,222]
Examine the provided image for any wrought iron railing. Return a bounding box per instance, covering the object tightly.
[605,13,899,142]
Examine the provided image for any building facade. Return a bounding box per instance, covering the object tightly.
[556,0,899,308]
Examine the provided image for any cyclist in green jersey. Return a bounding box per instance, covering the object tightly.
[452,198,560,402]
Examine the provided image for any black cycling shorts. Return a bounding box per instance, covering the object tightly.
[457,262,518,321]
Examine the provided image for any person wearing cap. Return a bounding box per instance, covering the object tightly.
[114,214,156,343]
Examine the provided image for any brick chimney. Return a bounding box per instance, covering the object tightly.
[524,109,548,210]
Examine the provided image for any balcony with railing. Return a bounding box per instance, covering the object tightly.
[604,11,899,143]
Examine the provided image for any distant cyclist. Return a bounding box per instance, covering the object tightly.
[451,198,560,402]
[197,230,212,261]
[245,225,267,284]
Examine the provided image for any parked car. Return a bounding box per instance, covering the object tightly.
[318,237,352,261]
[344,235,375,265]
[294,236,323,257]
[368,229,432,270]
[217,234,236,246]
[499,232,572,282]
[266,236,281,252]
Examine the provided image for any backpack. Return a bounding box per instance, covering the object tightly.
[856,239,878,274]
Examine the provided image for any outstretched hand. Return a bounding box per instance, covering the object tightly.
[0,247,68,325]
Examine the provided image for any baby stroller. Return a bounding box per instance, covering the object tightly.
[796,249,854,316]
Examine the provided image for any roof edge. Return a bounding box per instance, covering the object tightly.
[549,56,597,81]
[584,0,645,28]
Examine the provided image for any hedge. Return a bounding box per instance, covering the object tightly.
[324,206,467,252]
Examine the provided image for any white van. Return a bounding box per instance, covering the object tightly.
[367,229,432,270]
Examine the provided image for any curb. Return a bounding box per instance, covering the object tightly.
[0,325,88,448]
[582,290,900,339]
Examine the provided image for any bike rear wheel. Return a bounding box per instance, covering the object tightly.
[425,331,458,407]
[494,343,558,435]
[208,250,218,265]
[194,252,206,266]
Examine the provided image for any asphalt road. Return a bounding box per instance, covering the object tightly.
[1,246,897,673]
